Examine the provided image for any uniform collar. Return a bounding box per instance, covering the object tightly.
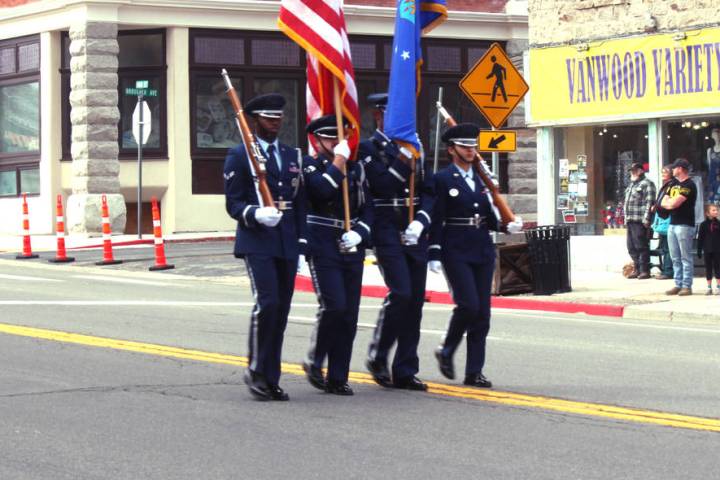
[255,136,280,154]
[453,163,473,178]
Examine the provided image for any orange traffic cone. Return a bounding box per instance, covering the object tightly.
[149,196,174,271]
[48,194,75,263]
[16,193,38,260]
[95,194,122,266]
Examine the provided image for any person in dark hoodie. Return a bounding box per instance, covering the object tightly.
[697,203,720,295]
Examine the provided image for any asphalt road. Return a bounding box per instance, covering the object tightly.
[1,246,719,479]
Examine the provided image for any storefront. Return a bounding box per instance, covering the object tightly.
[0,0,530,235]
[528,27,720,234]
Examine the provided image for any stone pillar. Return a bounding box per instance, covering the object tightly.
[505,38,538,224]
[66,21,126,235]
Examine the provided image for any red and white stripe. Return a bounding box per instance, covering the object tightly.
[279,0,360,154]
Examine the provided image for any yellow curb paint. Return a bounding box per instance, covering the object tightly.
[1,322,719,433]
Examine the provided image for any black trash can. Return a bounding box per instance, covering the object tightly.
[524,226,573,295]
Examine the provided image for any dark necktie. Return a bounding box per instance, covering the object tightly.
[266,144,280,172]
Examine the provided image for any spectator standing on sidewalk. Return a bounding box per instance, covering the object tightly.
[661,158,698,296]
[623,162,656,279]
[651,165,674,280]
[697,204,720,295]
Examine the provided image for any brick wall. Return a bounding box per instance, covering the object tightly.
[529,0,720,47]
[348,0,509,13]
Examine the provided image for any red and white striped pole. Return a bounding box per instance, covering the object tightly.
[48,194,75,263]
[95,194,122,266]
[149,196,174,271]
[16,193,39,260]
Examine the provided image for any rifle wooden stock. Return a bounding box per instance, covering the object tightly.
[436,104,515,225]
[221,69,274,208]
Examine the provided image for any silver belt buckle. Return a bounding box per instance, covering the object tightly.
[276,200,288,210]
[473,214,481,229]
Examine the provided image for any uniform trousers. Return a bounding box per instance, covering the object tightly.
[307,254,364,382]
[368,249,428,380]
[243,254,298,386]
[440,258,494,377]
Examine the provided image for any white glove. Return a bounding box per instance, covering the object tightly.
[254,206,283,227]
[429,260,442,274]
[334,140,350,160]
[297,254,307,273]
[485,191,501,222]
[506,216,524,234]
[403,220,424,245]
[340,230,362,250]
[415,134,425,162]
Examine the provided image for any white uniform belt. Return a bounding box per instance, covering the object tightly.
[307,214,358,229]
[374,197,420,208]
[446,216,487,227]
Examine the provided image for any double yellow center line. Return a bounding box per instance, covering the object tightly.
[1,322,719,433]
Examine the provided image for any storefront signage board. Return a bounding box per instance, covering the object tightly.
[477,130,517,152]
[529,27,720,124]
[460,43,529,128]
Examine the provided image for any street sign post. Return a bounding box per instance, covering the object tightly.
[478,130,517,152]
[459,43,529,129]
[129,80,154,239]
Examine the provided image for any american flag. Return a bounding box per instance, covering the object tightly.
[278,0,360,154]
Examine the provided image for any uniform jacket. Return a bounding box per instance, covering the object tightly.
[302,153,374,259]
[358,129,435,251]
[698,217,720,253]
[224,142,307,259]
[428,164,500,264]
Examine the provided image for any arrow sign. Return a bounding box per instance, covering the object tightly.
[488,134,506,149]
[478,130,517,153]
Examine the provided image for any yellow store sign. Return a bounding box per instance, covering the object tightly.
[528,28,720,124]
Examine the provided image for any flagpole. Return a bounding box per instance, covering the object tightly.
[332,77,352,233]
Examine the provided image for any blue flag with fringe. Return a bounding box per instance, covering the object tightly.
[384,0,447,154]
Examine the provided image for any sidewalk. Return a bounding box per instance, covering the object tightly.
[1,232,717,323]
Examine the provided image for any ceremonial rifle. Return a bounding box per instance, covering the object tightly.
[221,69,274,208]
[436,101,516,225]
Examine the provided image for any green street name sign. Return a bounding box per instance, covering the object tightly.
[124,87,158,97]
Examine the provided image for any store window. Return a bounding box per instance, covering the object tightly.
[663,118,720,206]
[0,35,40,197]
[188,29,495,194]
[552,123,649,233]
[61,30,167,159]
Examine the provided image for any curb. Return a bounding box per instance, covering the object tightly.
[294,275,625,318]
[67,236,235,250]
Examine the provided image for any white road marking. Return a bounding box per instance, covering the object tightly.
[71,275,177,287]
[0,273,62,283]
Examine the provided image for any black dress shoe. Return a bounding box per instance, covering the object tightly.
[393,376,428,391]
[325,380,354,396]
[244,370,271,401]
[434,347,455,380]
[302,361,326,391]
[268,385,290,401]
[463,373,492,388]
[366,359,393,388]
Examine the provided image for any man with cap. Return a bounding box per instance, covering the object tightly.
[359,92,436,391]
[301,114,373,396]
[223,93,307,401]
[622,162,657,279]
[661,158,698,295]
[428,123,523,388]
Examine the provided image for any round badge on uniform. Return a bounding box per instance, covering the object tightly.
[449,188,459,197]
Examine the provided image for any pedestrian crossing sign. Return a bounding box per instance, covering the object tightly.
[459,43,529,129]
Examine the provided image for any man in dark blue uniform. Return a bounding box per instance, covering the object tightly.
[360,93,435,391]
[223,93,307,401]
[301,114,374,396]
[428,123,522,388]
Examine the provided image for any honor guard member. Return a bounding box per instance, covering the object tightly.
[360,93,436,391]
[301,115,374,396]
[223,93,307,401]
[428,123,522,388]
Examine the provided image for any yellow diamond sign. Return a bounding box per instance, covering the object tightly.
[460,43,529,129]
